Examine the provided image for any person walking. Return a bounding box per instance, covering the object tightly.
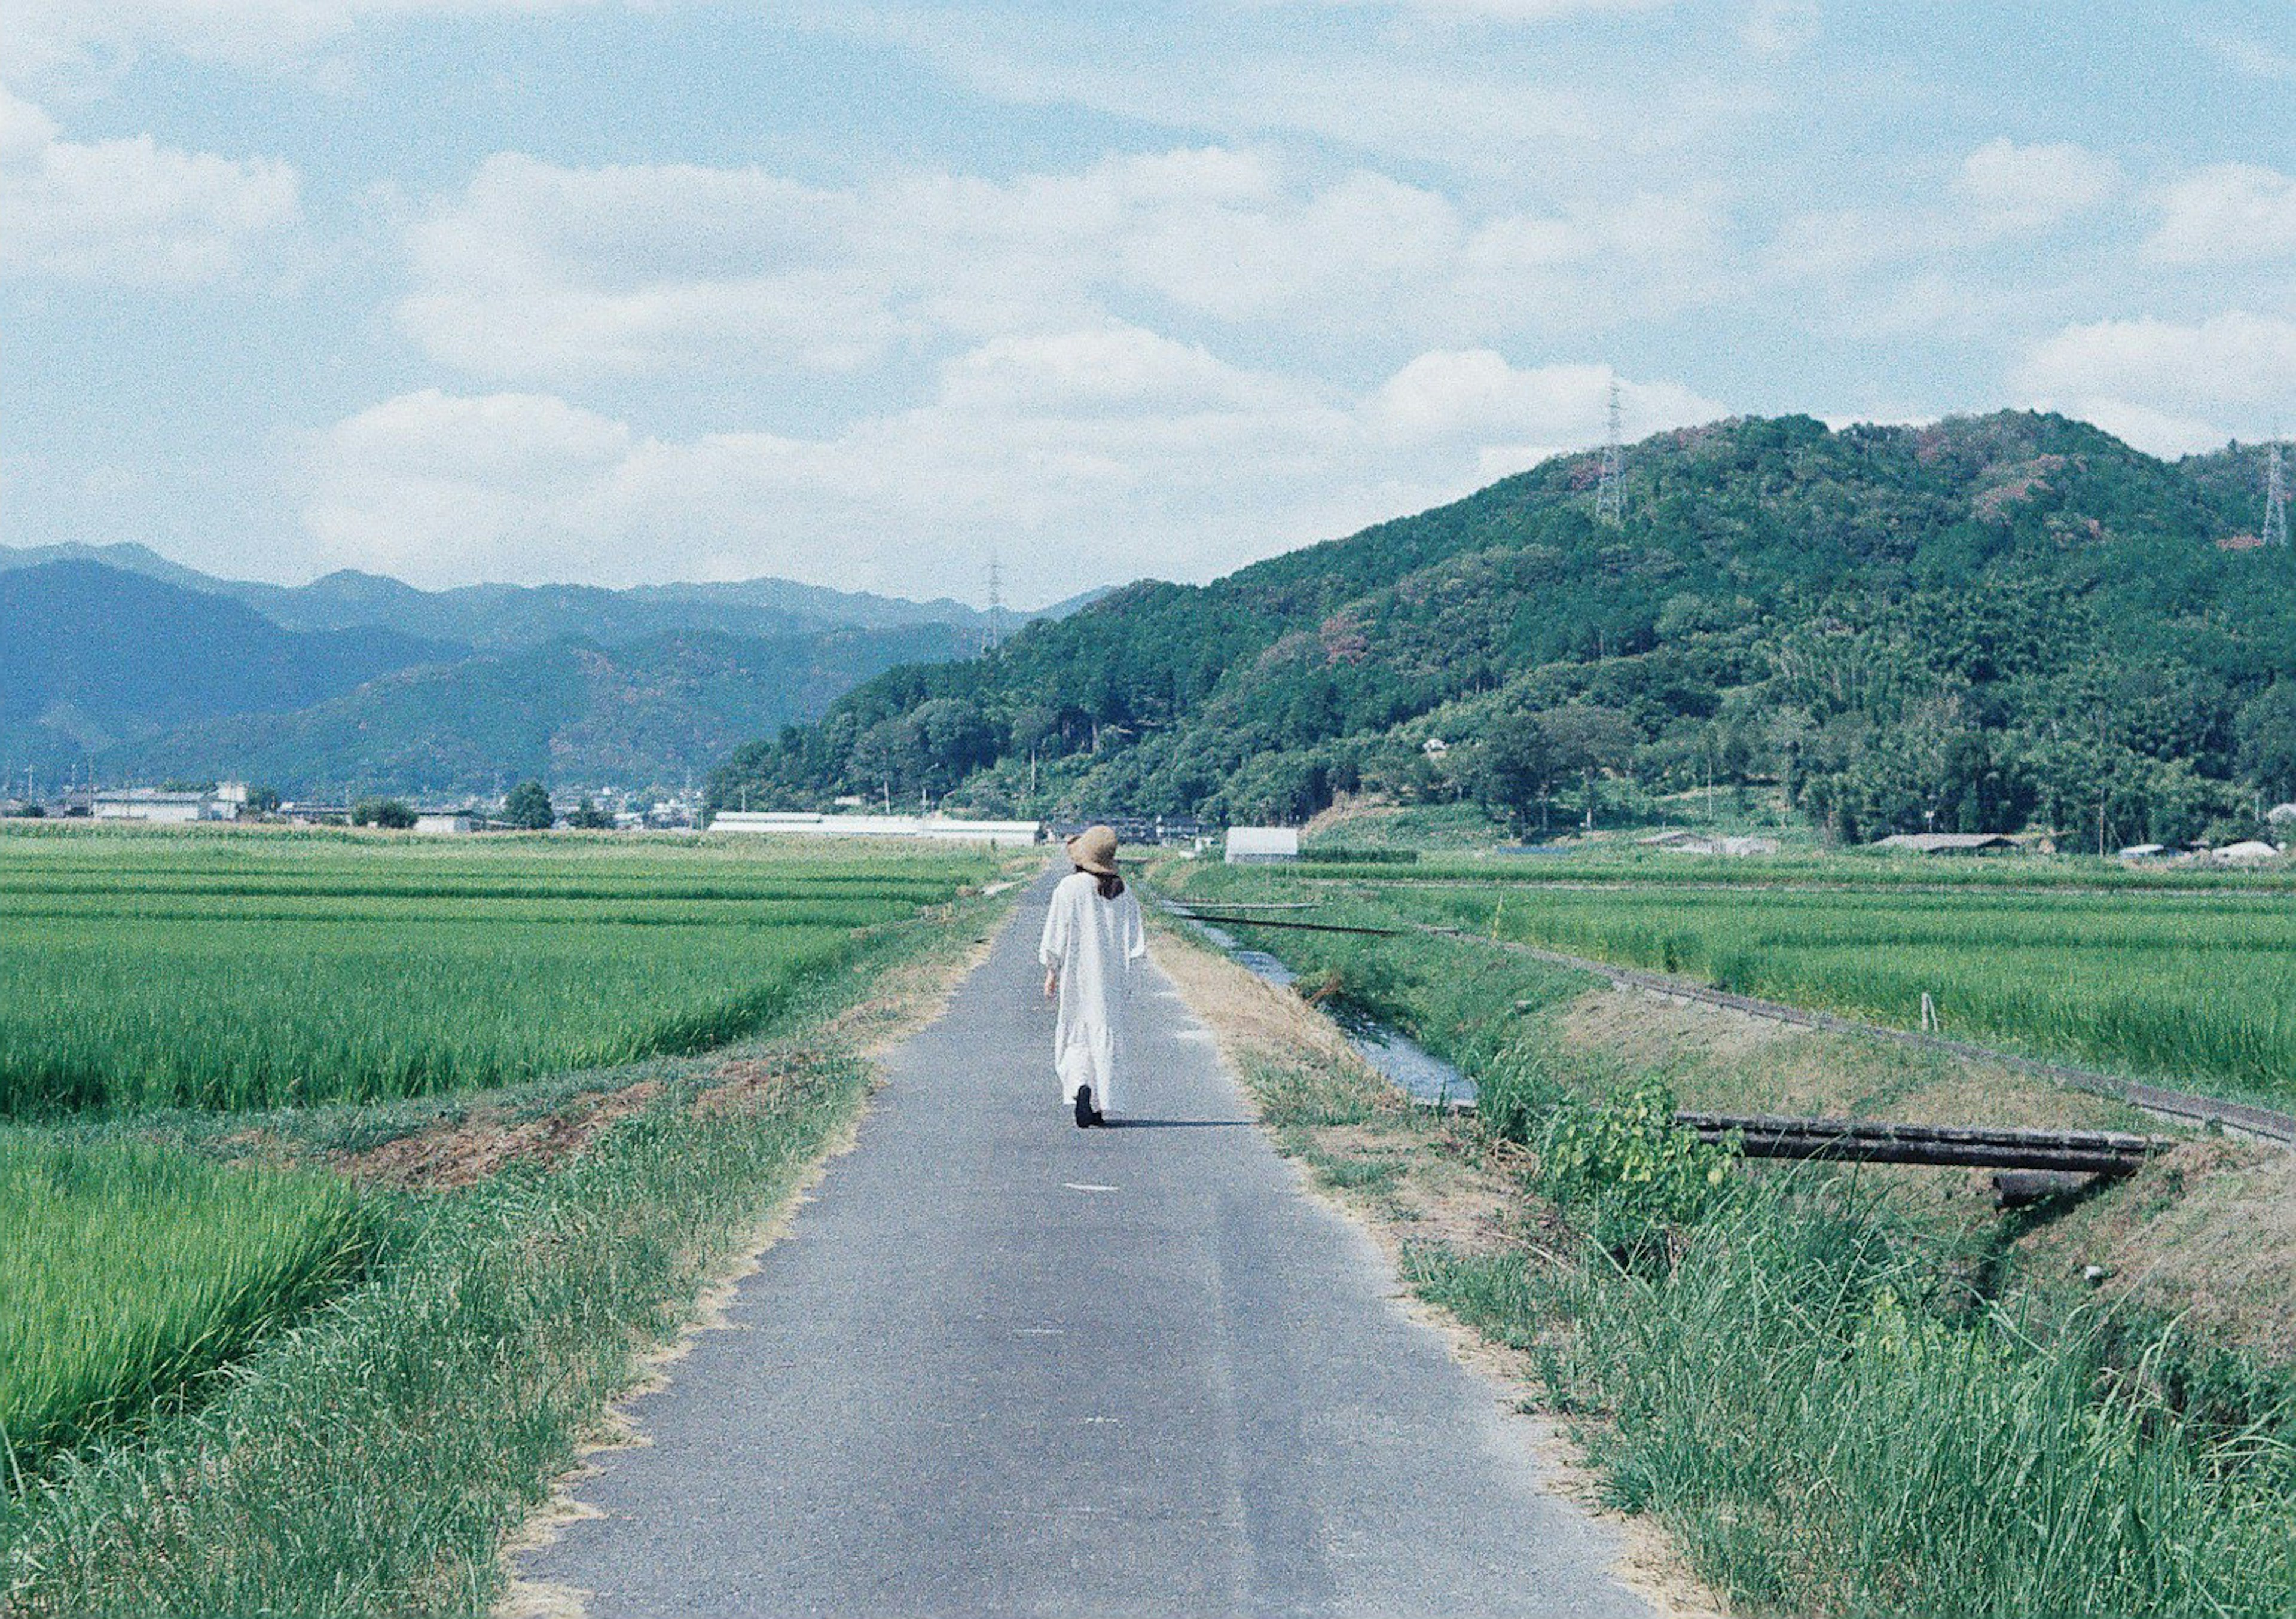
[1039,824,1149,1128]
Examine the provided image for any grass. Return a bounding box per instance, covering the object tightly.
[1415,1187,2296,1618]
[0,859,1013,1617]
[0,827,996,1112]
[0,1134,376,1479]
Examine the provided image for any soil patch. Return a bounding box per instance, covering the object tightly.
[337,1083,665,1190]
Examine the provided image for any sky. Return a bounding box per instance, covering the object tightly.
[4,3,2295,607]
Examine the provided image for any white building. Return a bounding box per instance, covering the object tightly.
[93,789,235,823]
[1225,826,1300,864]
[413,812,477,835]
[710,811,1043,848]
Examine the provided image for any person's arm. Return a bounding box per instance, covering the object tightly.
[1039,884,1067,1000]
[1124,893,1149,964]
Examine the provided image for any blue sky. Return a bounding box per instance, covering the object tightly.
[4,2,2294,605]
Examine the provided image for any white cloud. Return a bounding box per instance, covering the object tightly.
[1268,0,1674,16]
[399,146,1730,384]
[303,335,1727,598]
[0,87,298,282]
[2,0,609,74]
[2012,312,2296,452]
[1741,0,1819,56]
[2145,163,2296,264]
[1768,138,2118,304]
[1955,138,2119,231]
[2197,31,2296,84]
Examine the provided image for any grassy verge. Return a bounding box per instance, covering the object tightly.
[1149,869,2296,1618]
[0,1136,377,1480]
[0,881,1013,1618]
[1413,1182,2296,1617]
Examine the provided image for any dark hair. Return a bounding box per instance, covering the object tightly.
[1076,865,1126,900]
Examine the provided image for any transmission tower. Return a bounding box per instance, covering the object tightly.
[1593,377,1625,526]
[984,554,1006,653]
[2266,440,2289,549]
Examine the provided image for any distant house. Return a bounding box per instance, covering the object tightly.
[2206,839,2284,865]
[1873,832,2021,855]
[2117,843,2173,860]
[413,812,476,835]
[93,789,233,824]
[1420,737,1450,757]
[2267,803,2296,829]
[1640,829,1781,857]
[1225,826,1300,865]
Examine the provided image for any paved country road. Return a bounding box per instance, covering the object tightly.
[515,867,1654,1618]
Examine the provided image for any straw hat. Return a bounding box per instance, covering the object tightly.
[1066,824,1120,876]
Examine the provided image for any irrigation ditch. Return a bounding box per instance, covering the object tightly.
[1166,904,2296,1149]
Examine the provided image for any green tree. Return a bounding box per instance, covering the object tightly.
[2238,682,2296,803]
[350,798,417,829]
[503,780,555,830]
[245,784,283,815]
[567,796,615,830]
[1463,713,1557,833]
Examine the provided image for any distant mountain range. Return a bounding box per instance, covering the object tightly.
[0,541,1097,649]
[0,545,1106,797]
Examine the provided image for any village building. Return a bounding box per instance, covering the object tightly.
[1225,826,1300,865]
[1872,832,2022,855]
[711,811,1043,848]
[92,788,237,823]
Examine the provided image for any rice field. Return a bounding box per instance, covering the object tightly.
[0,1131,376,1476]
[1180,862,2296,1106]
[0,827,997,1113]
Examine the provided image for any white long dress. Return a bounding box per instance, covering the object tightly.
[1038,871,1150,1114]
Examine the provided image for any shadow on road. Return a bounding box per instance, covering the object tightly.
[1103,1118,1255,1130]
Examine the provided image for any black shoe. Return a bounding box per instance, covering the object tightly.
[1074,1086,1095,1129]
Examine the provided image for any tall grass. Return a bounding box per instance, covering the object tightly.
[0,1134,375,1477]
[1415,1186,2296,1618]
[0,832,994,1112]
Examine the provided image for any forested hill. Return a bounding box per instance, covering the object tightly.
[709,412,2296,847]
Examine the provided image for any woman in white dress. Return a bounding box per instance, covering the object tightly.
[1038,824,1149,1128]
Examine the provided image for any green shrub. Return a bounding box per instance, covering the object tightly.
[1535,1084,1734,1253]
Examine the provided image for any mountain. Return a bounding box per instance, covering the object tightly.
[0,543,1091,649]
[709,412,2296,849]
[0,561,463,771]
[114,624,973,797]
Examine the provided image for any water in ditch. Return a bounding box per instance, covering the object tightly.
[1164,905,1476,1110]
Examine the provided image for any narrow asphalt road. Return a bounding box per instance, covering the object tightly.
[517,867,1653,1618]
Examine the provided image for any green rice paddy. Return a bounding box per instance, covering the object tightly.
[1183,857,2296,1106]
[0,1132,375,1477]
[0,828,996,1113]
